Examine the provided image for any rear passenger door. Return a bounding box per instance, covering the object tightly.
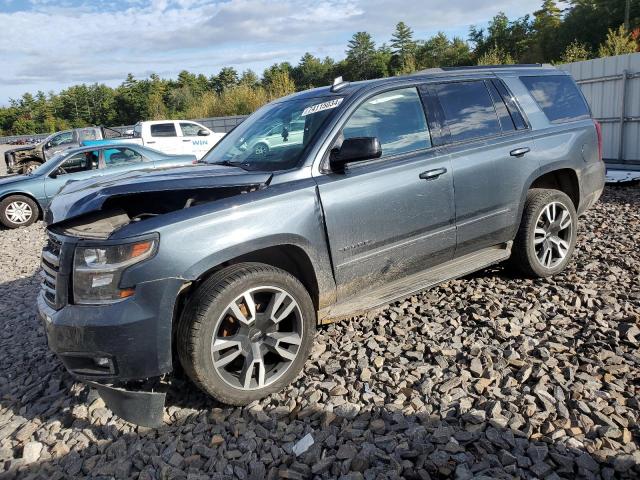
[316,86,456,300]
[425,78,539,256]
[146,122,182,155]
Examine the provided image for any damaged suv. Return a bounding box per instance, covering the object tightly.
[39,65,605,426]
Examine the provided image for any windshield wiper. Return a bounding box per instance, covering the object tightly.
[210,159,250,170]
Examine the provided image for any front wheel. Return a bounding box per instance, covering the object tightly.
[510,188,577,278]
[177,263,316,405]
[0,195,39,229]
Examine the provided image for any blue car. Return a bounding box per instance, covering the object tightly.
[0,144,196,228]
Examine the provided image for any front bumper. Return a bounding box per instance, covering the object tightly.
[38,277,183,382]
[38,277,185,426]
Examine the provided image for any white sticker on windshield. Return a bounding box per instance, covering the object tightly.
[301,98,343,116]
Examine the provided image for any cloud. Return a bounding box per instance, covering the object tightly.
[0,0,542,102]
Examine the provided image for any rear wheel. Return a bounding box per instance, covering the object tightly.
[0,195,39,229]
[510,188,577,277]
[177,263,315,405]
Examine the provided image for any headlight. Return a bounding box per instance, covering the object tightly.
[73,238,157,304]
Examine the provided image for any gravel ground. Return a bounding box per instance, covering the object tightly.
[0,184,639,480]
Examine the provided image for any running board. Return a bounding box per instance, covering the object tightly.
[318,242,511,323]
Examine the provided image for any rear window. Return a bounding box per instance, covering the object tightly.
[434,80,502,142]
[520,75,590,124]
[150,123,177,137]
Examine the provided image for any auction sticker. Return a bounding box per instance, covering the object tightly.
[301,98,343,116]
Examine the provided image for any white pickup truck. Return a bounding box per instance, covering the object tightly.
[84,120,226,160]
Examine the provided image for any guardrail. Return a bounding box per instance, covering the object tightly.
[0,115,248,145]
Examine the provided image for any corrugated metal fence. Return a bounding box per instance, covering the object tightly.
[559,53,640,165]
[0,115,248,145]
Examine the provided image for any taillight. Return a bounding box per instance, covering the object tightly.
[594,120,603,162]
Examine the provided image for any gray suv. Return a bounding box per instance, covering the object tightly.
[38,65,605,426]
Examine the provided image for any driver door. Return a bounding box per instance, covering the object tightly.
[44,131,75,160]
[315,87,456,300]
[179,122,212,159]
[44,151,100,199]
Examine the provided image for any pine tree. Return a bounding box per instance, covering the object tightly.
[346,32,377,80]
[532,0,562,61]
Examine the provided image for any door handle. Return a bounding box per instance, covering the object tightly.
[147,141,156,144]
[419,167,447,180]
[510,147,530,157]
[182,139,191,142]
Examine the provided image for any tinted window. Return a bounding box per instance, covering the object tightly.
[342,87,431,158]
[150,123,177,137]
[520,75,590,123]
[435,81,501,142]
[486,81,515,131]
[102,147,145,168]
[492,80,528,130]
[180,123,202,136]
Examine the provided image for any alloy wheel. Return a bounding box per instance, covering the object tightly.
[5,201,33,224]
[533,201,573,269]
[211,286,303,390]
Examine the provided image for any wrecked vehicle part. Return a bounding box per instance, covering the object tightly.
[605,168,640,184]
[86,381,166,428]
[54,185,263,239]
[45,164,272,226]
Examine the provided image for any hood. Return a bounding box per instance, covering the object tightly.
[0,173,27,186]
[46,164,272,225]
[6,145,35,154]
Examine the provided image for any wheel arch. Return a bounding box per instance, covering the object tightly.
[529,168,580,210]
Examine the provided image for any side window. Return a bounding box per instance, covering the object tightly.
[78,128,99,141]
[486,81,516,132]
[102,147,145,168]
[59,151,99,174]
[520,75,590,124]
[51,131,74,147]
[342,87,431,158]
[434,81,502,142]
[150,123,177,137]
[133,125,142,138]
[180,123,202,136]
[492,80,528,130]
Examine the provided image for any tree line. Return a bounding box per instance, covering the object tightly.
[1,0,638,136]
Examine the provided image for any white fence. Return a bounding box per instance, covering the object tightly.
[559,53,640,165]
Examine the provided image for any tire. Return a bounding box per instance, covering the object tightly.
[22,161,42,174]
[177,263,316,405]
[0,195,39,229]
[510,188,577,278]
[253,143,269,157]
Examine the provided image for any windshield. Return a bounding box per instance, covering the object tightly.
[202,96,344,171]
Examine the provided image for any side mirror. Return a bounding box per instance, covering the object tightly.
[198,129,210,136]
[329,137,382,171]
[45,142,52,149]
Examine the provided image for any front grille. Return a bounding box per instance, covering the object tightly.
[41,236,62,308]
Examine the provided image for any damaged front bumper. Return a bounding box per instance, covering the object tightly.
[37,276,184,426]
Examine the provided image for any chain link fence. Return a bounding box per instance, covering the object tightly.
[0,115,248,145]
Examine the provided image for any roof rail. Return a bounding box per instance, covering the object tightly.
[440,64,544,71]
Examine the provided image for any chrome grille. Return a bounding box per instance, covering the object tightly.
[41,236,62,308]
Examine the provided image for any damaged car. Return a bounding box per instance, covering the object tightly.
[4,126,125,175]
[39,66,605,426]
[0,144,196,228]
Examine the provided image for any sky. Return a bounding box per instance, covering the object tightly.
[0,0,545,104]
